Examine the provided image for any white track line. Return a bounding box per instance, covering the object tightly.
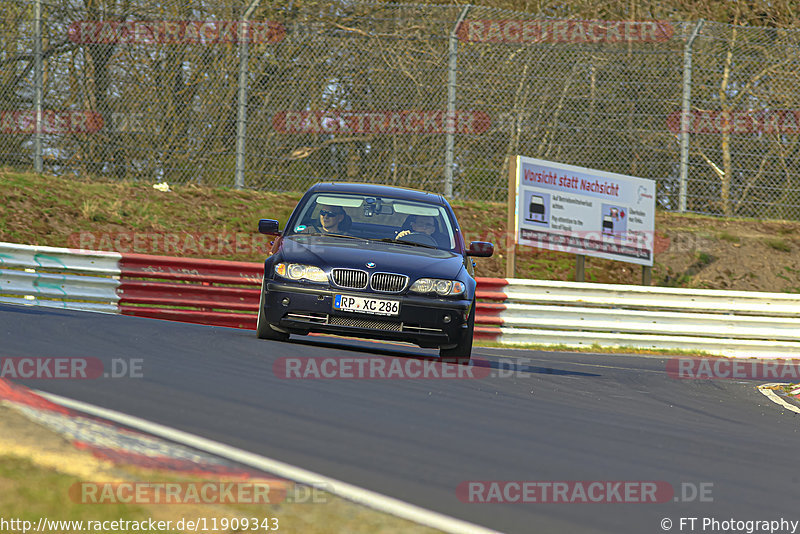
[757,384,800,414]
[35,390,499,534]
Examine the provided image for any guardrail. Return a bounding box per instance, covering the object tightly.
[475,279,800,357]
[0,242,121,312]
[118,253,262,329]
[2,241,799,358]
[0,242,262,327]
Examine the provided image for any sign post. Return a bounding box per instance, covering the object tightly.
[576,254,585,282]
[511,156,656,278]
[505,155,517,279]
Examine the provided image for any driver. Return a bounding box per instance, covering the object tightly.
[396,215,436,239]
[303,204,349,234]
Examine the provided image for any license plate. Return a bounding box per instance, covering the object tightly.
[334,295,400,316]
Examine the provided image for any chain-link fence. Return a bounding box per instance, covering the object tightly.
[3,1,800,219]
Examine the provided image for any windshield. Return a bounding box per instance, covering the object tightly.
[286,192,457,251]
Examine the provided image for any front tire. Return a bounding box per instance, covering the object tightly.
[439,301,474,364]
[256,275,289,341]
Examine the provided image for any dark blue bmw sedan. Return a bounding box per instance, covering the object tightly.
[256,182,493,363]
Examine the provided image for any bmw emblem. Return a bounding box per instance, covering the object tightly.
[366,262,376,269]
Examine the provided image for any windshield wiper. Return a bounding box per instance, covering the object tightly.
[323,233,364,240]
[296,233,438,249]
[374,237,438,249]
[294,232,365,241]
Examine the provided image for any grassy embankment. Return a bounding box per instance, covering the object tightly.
[5,169,800,289]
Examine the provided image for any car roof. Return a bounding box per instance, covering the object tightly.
[308,182,446,205]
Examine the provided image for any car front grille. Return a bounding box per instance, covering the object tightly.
[370,272,408,293]
[332,268,368,289]
[328,316,402,331]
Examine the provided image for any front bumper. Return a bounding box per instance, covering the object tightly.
[262,280,472,348]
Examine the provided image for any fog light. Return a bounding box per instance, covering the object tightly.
[443,314,451,323]
[281,298,290,306]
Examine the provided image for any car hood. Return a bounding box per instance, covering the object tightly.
[279,235,465,279]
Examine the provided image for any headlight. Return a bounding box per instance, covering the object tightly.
[410,278,465,296]
[275,263,328,283]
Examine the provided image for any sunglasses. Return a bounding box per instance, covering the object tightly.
[413,220,435,228]
[319,210,342,217]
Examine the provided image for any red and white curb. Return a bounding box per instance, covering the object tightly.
[757,383,800,414]
[31,389,500,534]
[0,375,498,533]
[0,378,267,478]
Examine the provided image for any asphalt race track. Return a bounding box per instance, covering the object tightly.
[2,302,799,533]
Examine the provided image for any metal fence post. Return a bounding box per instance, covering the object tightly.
[444,5,470,198]
[234,0,262,190]
[679,20,704,213]
[33,0,43,173]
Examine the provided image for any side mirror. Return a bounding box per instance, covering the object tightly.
[258,219,281,235]
[467,241,494,257]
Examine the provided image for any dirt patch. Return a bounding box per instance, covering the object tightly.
[651,213,800,292]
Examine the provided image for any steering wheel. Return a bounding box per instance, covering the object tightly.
[397,232,438,247]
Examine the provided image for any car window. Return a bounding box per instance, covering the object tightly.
[286,193,456,250]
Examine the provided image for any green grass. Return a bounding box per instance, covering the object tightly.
[0,454,436,534]
[0,456,171,530]
[0,169,302,262]
[778,266,800,293]
[764,237,792,252]
[718,231,740,243]
[695,251,714,265]
[778,383,800,395]
[475,340,714,356]
[4,167,800,289]
[523,255,576,280]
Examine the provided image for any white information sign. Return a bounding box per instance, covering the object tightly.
[515,156,656,266]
